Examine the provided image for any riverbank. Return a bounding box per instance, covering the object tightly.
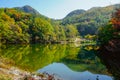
[0,57,61,80]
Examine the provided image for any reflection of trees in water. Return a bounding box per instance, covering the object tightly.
[98,46,120,80]
[0,44,66,71]
[0,44,73,71]
[0,44,110,75]
[96,76,99,80]
[88,76,99,80]
[61,46,109,75]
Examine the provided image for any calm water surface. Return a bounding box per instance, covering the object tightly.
[1,44,113,80]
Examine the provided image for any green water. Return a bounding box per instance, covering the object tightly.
[0,44,113,80]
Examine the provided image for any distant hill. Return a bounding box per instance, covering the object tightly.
[14,4,120,36]
[61,4,120,36]
[15,5,40,15]
[15,5,50,20]
[65,9,86,18]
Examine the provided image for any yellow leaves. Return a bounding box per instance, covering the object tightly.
[84,46,93,51]
[6,8,16,14]
[94,46,100,50]
[84,34,96,40]
[1,13,14,23]
[84,45,99,51]
[0,13,15,26]
[10,25,22,33]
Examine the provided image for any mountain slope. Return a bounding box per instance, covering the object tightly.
[1,4,120,44]
[15,5,40,15]
[0,5,79,44]
[61,4,120,36]
[65,9,86,18]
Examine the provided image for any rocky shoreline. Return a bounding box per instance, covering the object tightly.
[0,66,62,80]
[0,58,62,80]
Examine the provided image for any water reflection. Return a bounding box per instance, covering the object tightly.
[39,63,112,80]
[98,46,120,80]
[0,44,113,80]
[1,44,67,71]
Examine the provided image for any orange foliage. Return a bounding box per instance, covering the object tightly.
[111,9,120,30]
[13,13,21,21]
[111,18,120,30]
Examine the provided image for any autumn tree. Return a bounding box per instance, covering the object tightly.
[98,8,120,44]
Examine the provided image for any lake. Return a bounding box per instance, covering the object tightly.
[0,44,113,80]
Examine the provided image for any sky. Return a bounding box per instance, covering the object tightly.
[0,0,120,19]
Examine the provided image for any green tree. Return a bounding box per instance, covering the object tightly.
[30,17,54,42]
[65,25,78,41]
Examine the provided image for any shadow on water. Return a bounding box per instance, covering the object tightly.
[0,44,113,80]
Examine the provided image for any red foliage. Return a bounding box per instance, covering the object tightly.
[111,9,120,30]
[111,18,120,30]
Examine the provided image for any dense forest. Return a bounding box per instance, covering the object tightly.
[62,4,120,36]
[97,8,120,80]
[0,6,78,44]
[98,8,120,44]
[0,4,120,44]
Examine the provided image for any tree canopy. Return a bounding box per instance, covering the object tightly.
[0,7,79,44]
[98,8,120,44]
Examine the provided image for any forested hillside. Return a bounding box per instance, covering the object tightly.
[0,4,120,44]
[0,6,78,44]
[62,4,120,36]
